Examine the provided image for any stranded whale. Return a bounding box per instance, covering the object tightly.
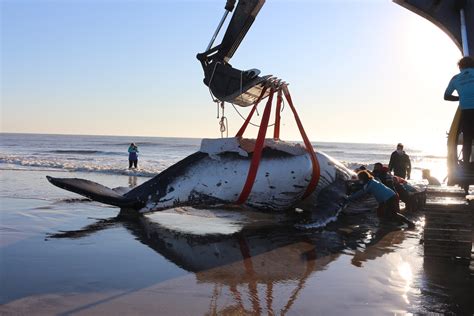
[47,138,354,217]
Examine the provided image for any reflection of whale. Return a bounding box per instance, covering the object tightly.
[50,210,346,314]
[48,207,422,314]
[46,138,353,219]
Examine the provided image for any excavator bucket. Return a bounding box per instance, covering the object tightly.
[197,0,268,106]
[201,61,272,106]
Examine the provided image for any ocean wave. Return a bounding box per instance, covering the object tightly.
[108,141,199,148]
[50,150,101,154]
[47,150,123,156]
[343,162,375,171]
[0,156,160,177]
[420,154,446,159]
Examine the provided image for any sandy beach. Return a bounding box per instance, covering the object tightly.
[1,166,473,315]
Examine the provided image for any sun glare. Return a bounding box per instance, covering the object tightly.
[399,13,461,74]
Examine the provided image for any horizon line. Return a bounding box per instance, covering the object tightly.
[0,131,396,146]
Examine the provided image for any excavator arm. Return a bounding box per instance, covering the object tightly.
[197,0,271,107]
[393,0,473,189]
[393,0,472,55]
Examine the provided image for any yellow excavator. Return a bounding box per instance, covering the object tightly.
[197,0,473,193]
[395,0,473,194]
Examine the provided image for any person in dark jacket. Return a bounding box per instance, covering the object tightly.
[444,56,474,164]
[388,143,411,179]
[372,162,395,190]
[128,143,139,169]
[347,171,415,228]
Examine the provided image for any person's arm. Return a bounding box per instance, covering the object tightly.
[128,147,132,153]
[406,155,411,180]
[348,185,368,202]
[444,76,459,101]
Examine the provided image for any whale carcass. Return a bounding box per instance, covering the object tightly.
[47,138,354,216]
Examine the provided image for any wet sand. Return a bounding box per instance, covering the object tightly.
[1,169,473,315]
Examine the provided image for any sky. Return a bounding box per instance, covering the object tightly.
[0,0,463,148]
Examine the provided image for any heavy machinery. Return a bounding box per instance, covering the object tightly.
[196,0,272,107]
[394,0,473,193]
[197,0,473,193]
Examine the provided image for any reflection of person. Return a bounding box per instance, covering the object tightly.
[128,175,138,188]
[351,227,405,267]
[128,143,139,169]
[347,171,415,228]
[422,169,441,186]
[444,56,474,164]
[388,143,411,179]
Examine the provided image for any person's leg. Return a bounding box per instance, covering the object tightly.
[387,196,415,228]
[129,160,133,169]
[395,170,406,179]
[134,160,138,168]
[461,110,473,164]
[394,212,415,228]
[463,129,473,164]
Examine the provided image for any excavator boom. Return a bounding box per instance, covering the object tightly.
[212,0,265,62]
[393,0,473,55]
[197,0,269,107]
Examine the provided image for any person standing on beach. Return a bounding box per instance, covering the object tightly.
[444,56,474,165]
[128,143,139,169]
[388,143,411,179]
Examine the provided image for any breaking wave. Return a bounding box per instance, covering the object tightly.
[0,155,162,177]
[46,150,124,156]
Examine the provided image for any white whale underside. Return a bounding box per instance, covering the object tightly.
[142,138,354,213]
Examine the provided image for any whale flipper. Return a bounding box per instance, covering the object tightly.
[46,176,142,209]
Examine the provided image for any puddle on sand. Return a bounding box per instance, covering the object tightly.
[1,203,472,315]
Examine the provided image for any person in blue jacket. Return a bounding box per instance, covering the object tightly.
[348,170,415,228]
[128,143,139,169]
[444,56,474,164]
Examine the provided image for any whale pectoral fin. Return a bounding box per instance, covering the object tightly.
[46,176,142,209]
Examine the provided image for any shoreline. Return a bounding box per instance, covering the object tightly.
[0,158,472,314]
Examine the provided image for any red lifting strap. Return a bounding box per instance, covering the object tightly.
[236,89,275,204]
[235,86,269,138]
[273,89,283,139]
[282,85,320,198]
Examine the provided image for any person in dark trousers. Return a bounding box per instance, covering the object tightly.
[347,171,415,228]
[128,143,139,169]
[444,56,474,165]
[422,169,441,186]
[388,143,411,179]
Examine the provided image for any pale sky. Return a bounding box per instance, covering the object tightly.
[0,0,463,148]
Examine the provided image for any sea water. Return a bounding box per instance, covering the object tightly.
[1,133,471,315]
[0,133,447,182]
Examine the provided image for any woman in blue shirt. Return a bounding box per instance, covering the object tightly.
[445,56,474,164]
[348,171,415,228]
[128,143,139,169]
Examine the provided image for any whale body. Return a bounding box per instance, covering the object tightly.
[47,138,354,215]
